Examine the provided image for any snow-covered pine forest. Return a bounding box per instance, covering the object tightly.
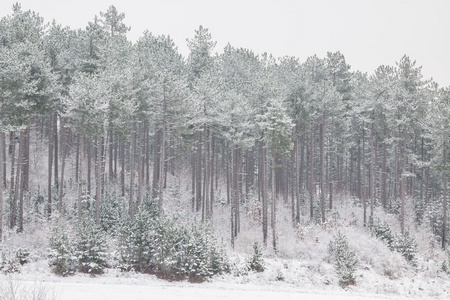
[0,3,450,299]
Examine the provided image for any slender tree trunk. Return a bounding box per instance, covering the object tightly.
[47,118,53,219]
[442,144,447,250]
[108,122,114,181]
[17,130,26,233]
[59,118,67,212]
[191,143,196,212]
[271,146,277,253]
[362,125,367,226]
[420,137,424,203]
[137,121,143,207]
[130,123,136,221]
[226,141,230,205]
[309,122,314,221]
[120,138,125,197]
[370,122,375,223]
[77,134,83,221]
[95,136,102,225]
[1,132,5,189]
[400,137,406,234]
[319,121,325,224]
[210,132,215,218]
[0,131,4,241]
[9,132,15,193]
[53,114,58,191]
[87,138,92,196]
[159,94,167,214]
[152,127,161,201]
[260,140,268,247]
[230,143,235,249]
[297,135,303,223]
[196,131,202,212]
[382,140,387,209]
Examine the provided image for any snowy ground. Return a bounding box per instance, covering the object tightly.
[1,257,447,300]
[2,273,415,300]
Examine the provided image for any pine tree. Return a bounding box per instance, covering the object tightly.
[75,215,108,274]
[49,219,76,276]
[328,231,358,286]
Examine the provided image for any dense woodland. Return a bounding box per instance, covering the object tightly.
[0,2,449,266]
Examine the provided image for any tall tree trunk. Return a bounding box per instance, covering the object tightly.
[370,122,375,223]
[120,138,125,197]
[59,118,67,212]
[108,122,114,181]
[196,131,202,212]
[400,137,406,234]
[159,95,167,214]
[309,122,315,221]
[382,140,387,209]
[9,132,16,193]
[319,120,325,224]
[152,128,161,201]
[260,140,268,247]
[203,126,209,222]
[297,135,303,223]
[137,121,143,207]
[47,118,53,219]
[1,132,5,189]
[230,143,235,249]
[362,125,367,226]
[0,131,4,241]
[442,144,447,250]
[18,129,27,233]
[191,143,196,212]
[210,133,215,218]
[77,134,83,221]
[87,138,92,196]
[130,123,136,221]
[271,146,277,253]
[95,136,102,225]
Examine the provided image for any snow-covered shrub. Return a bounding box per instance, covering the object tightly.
[442,250,450,276]
[247,242,264,272]
[100,191,126,234]
[75,215,108,275]
[328,231,358,286]
[392,230,417,266]
[369,218,394,248]
[48,220,76,276]
[0,250,20,274]
[15,248,30,266]
[209,237,230,275]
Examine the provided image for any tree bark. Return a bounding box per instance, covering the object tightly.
[77,134,83,221]
[0,131,4,241]
[130,122,136,221]
[95,136,102,225]
[442,144,447,250]
[47,118,53,219]
[362,124,366,226]
[18,129,27,233]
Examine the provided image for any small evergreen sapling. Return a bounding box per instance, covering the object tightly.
[75,215,108,275]
[328,231,358,286]
[49,220,76,276]
[247,242,264,272]
[392,230,418,266]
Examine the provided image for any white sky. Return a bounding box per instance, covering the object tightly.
[1,0,449,87]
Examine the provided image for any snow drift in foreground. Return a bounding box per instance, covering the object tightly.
[2,274,413,300]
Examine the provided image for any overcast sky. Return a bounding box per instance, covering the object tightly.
[1,0,449,87]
